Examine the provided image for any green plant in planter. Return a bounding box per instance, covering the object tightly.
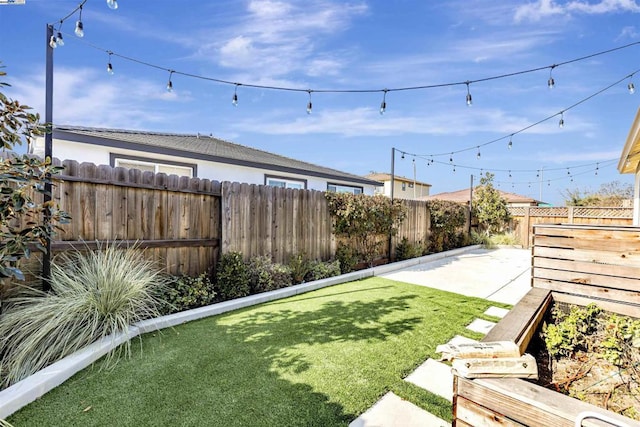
[158,273,216,314]
[288,253,310,285]
[215,252,250,300]
[0,244,167,388]
[542,303,601,358]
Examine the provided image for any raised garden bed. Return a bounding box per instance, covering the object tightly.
[452,224,640,427]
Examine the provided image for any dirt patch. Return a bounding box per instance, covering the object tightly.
[528,303,640,421]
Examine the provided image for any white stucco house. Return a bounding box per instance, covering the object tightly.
[33,126,382,195]
[365,172,431,200]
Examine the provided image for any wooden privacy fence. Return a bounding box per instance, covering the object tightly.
[49,160,221,276]
[509,206,633,248]
[17,160,436,278]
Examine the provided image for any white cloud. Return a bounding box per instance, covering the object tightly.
[616,25,640,40]
[209,1,367,78]
[6,68,191,130]
[515,0,640,22]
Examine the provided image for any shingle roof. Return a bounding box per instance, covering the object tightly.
[54,126,381,186]
[423,187,542,204]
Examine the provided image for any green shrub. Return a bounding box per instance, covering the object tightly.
[247,255,292,294]
[0,244,167,389]
[306,260,341,281]
[395,237,425,261]
[269,263,292,289]
[335,243,358,274]
[488,232,519,246]
[158,273,216,315]
[470,230,493,247]
[288,253,310,284]
[215,252,250,300]
[426,200,467,252]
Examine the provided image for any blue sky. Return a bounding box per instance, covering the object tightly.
[1,0,639,205]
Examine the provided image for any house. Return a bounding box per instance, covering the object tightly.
[33,126,381,195]
[365,173,432,200]
[618,107,640,224]
[424,188,544,207]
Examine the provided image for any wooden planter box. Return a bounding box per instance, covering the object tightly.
[452,224,640,427]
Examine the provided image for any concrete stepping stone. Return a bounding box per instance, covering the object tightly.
[447,335,478,346]
[404,358,453,402]
[484,306,509,319]
[348,392,450,427]
[466,318,497,335]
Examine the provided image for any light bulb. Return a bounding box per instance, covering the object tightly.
[507,138,513,150]
[547,77,555,89]
[167,80,173,92]
[106,0,118,10]
[379,100,386,115]
[56,31,64,47]
[49,35,57,49]
[74,20,84,37]
[232,93,238,106]
[449,154,453,164]
[508,170,512,178]
[466,93,472,106]
[629,82,635,95]
[306,101,312,115]
[107,63,114,75]
[476,148,481,159]
[559,118,564,128]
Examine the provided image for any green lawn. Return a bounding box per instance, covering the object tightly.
[8,277,505,426]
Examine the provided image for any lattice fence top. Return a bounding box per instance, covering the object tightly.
[508,206,633,219]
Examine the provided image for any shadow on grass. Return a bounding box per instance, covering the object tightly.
[9,290,422,427]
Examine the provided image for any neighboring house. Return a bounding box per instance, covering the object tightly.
[618,107,640,224]
[365,173,431,200]
[33,126,381,195]
[424,188,544,207]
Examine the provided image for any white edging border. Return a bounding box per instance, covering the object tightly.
[0,245,481,419]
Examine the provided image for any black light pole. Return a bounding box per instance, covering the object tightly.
[388,147,395,261]
[42,23,54,291]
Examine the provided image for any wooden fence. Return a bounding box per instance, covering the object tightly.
[509,206,633,248]
[12,159,437,278]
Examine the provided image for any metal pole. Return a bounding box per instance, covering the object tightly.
[388,147,395,261]
[468,174,474,234]
[42,23,54,291]
[539,166,544,203]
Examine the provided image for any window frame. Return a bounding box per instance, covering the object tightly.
[110,153,197,177]
[264,174,307,189]
[327,183,364,195]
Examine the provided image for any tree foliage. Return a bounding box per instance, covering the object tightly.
[326,193,407,266]
[472,172,510,235]
[0,65,70,283]
[425,199,467,252]
[562,181,633,207]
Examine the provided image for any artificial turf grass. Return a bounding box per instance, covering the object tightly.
[8,277,501,427]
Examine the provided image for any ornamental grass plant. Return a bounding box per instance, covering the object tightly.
[0,244,167,389]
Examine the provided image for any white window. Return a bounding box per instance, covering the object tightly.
[114,158,193,178]
[327,184,363,194]
[266,177,305,189]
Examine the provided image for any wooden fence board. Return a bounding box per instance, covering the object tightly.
[533,246,640,267]
[533,278,640,305]
[533,257,640,281]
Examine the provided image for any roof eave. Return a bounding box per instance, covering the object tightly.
[618,107,640,174]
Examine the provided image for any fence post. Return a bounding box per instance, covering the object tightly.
[568,206,575,223]
[523,206,531,249]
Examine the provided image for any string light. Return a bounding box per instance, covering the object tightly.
[628,75,635,94]
[306,90,313,115]
[56,28,64,47]
[508,170,512,179]
[507,135,513,150]
[49,34,58,49]
[380,89,388,115]
[548,65,556,89]
[107,51,114,75]
[232,84,239,106]
[74,5,84,38]
[106,0,118,10]
[401,152,405,160]
[166,70,174,92]
[559,111,564,128]
[449,153,453,164]
[452,165,456,173]
[465,81,472,106]
[595,163,599,176]
[476,146,481,159]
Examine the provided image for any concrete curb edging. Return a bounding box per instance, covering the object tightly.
[0,245,481,419]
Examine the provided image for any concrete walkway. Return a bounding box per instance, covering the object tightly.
[349,247,532,427]
[380,247,531,305]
